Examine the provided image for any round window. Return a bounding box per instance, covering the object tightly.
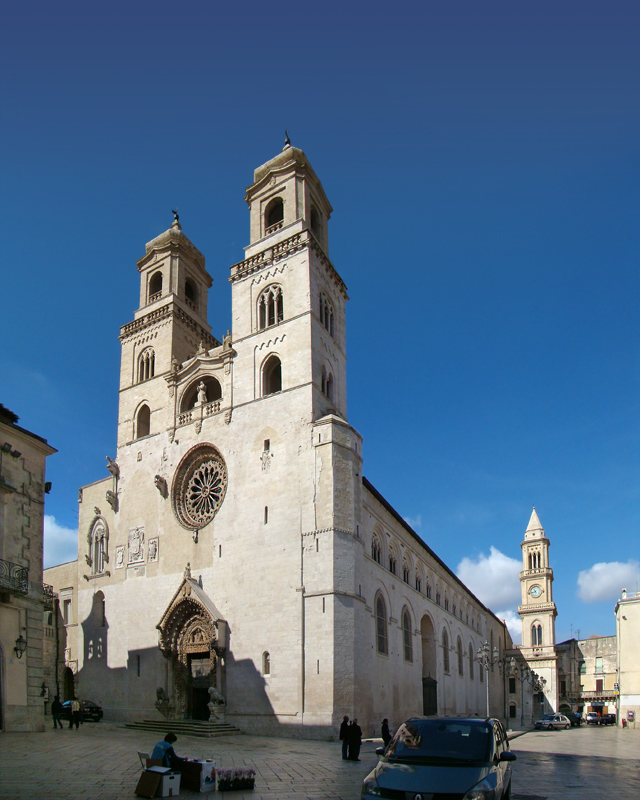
[172,444,228,531]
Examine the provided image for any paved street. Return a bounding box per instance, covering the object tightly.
[0,721,638,800]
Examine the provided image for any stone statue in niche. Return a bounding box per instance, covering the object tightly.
[197,381,207,405]
[115,546,125,569]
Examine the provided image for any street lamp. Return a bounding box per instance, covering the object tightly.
[14,633,27,659]
[531,673,547,723]
[510,658,530,727]
[476,641,500,717]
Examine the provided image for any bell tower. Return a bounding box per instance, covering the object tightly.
[117,215,219,448]
[230,143,348,420]
[518,508,557,650]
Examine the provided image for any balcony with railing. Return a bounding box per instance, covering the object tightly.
[43,583,56,609]
[0,558,29,593]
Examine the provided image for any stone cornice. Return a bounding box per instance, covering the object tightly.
[119,304,220,347]
[229,229,348,300]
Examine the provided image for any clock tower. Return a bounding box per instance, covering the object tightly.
[518,508,557,650]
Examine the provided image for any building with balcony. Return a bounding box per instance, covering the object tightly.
[0,404,56,731]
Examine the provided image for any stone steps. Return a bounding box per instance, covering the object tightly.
[124,719,242,738]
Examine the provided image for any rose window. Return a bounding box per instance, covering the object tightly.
[172,445,228,531]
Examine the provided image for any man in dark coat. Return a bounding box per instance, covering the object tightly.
[348,718,362,761]
[339,715,350,759]
[51,695,64,729]
[381,718,391,746]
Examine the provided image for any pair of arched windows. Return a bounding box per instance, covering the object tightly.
[371,537,382,564]
[148,271,197,310]
[319,293,334,337]
[321,367,334,401]
[137,348,155,383]
[375,594,413,662]
[258,285,284,330]
[532,624,543,646]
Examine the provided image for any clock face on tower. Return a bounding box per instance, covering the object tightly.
[530,585,542,599]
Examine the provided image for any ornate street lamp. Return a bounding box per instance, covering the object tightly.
[476,641,500,717]
[510,658,531,727]
[14,633,27,659]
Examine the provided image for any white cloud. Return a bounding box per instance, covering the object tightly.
[43,515,77,568]
[456,546,521,610]
[404,514,422,530]
[577,560,640,603]
[494,610,522,645]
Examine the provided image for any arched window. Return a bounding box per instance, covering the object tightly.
[310,205,321,239]
[136,404,150,438]
[442,629,449,673]
[137,348,155,383]
[262,355,282,396]
[403,561,411,584]
[265,197,284,232]
[426,583,432,599]
[319,292,334,337]
[402,608,413,662]
[469,643,474,679]
[262,651,271,676]
[415,573,422,593]
[457,636,463,676]
[185,279,197,310]
[149,271,163,301]
[88,518,108,575]
[321,367,334,401]
[258,285,284,330]
[375,594,388,655]
[371,536,382,564]
[436,591,441,606]
[389,553,397,575]
[444,597,449,612]
[453,604,457,618]
[532,624,543,646]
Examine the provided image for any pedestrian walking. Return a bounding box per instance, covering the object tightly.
[339,715,350,759]
[381,718,391,747]
[51,695,64,729]
[348,718,362,761]
[69,697,81,729]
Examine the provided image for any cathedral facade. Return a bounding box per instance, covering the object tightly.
[45,144,513,738]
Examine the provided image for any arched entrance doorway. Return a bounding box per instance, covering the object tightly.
[157,567,227,721]
[421,614,437,716]
[63,666,75,700]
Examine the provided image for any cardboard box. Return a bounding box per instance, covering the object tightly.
[146,767,181,797]
[181,760,216,793]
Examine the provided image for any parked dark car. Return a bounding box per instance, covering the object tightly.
[60,700,104,722]
[361,717,515,800]
[565,712,582,727]
[601,713,616,726]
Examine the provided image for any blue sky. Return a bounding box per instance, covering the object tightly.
[2,1,638,643]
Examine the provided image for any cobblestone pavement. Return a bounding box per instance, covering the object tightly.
[0,721,638,800]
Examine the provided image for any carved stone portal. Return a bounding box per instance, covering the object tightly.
[156,576,227,721]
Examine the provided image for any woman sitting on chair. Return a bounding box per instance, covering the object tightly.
[151,733,185,771]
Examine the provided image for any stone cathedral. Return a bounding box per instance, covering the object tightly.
[45,144,517,738]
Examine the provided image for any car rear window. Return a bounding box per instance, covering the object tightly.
[385,720,491,761]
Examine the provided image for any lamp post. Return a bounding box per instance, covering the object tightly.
[510,659,530,727]
[531,673,547,724]
[476,641,500,717]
